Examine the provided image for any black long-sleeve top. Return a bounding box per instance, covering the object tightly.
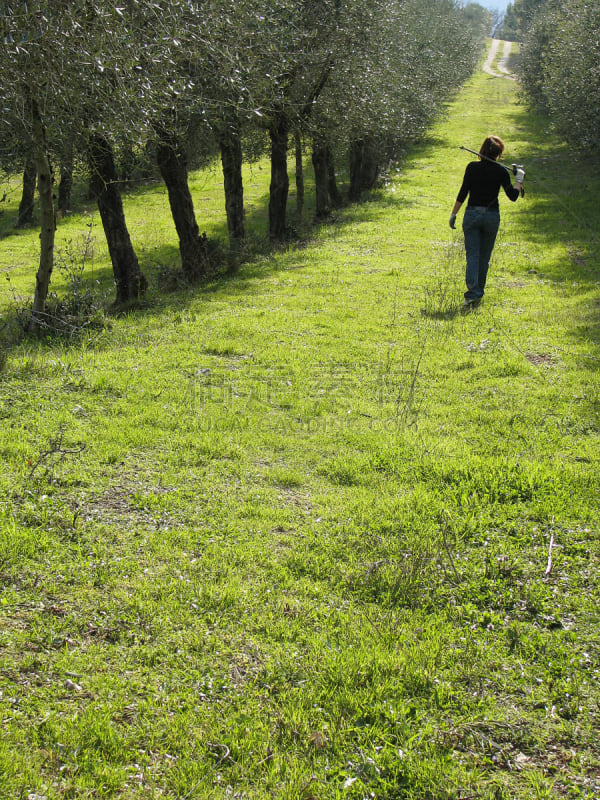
[457,160,520,210]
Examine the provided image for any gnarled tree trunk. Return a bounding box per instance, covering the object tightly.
[313,135,342,218]
[312,137,330,219]
[348,139,364,202]
[156,130,208,279]
[326,146,342,209]
[88,133,147,305]
[29,100,55,331]
[349,138,380,202]
[218,127,245,247]
[268,116,289,241]
[359,139,380,192]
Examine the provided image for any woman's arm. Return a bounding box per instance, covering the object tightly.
[502,170,522,201]
[449,199,462,229]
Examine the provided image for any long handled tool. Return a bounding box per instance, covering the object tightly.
[459,146,525,195]
[459,145,524,177]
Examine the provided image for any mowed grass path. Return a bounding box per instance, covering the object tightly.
[1,45,599,799]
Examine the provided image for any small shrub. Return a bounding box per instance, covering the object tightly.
[35,226,108,337]
[422,243,464,318]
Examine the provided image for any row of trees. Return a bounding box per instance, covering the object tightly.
[518,0,600,152]
[0,1,488,321]
[496,0,545,41]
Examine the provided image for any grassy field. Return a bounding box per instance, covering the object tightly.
[1,45,599,800]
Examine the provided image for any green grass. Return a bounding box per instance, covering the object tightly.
[1,45,599,799]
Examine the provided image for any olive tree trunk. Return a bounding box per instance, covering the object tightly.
[156,131,208,279]
[294,130,304,227]
[327,147,342,209]
[359,139,380,191]
[29,100,56,331]
[218,128,246,247]
[348,139,364,202]
[349,138,380,201]
[312,137,330,218]
[268,116,289,241]
[88,133,147,305]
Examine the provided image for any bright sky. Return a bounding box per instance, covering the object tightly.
[474,0,510,12]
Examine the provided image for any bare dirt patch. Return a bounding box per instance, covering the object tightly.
[525,352,557,367]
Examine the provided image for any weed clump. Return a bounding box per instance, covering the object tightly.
[3,228,109,339]
[422,242,464,318]
[39,230,108,337]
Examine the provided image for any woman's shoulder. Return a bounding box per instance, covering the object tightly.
[480,160,507,177]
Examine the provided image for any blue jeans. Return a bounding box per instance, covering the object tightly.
[462,207,500,302]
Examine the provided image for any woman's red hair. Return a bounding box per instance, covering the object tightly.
[480,136,505,161]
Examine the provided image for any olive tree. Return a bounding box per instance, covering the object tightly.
[517,1,558,112]
[245,0,343,240]
[520,0,600,151]
[499,0,548,40]
[175,1,254,249]
[0,2,78,327]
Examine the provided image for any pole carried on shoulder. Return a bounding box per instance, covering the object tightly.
[459,146,525,196]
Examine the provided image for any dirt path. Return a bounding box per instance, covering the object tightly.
[483,39,515,79]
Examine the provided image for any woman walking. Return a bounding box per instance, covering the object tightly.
[449,135,524,309]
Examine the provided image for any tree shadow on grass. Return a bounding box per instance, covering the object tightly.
[0,163,417,356]
[504,107,600,277]
[503,108,600,356]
